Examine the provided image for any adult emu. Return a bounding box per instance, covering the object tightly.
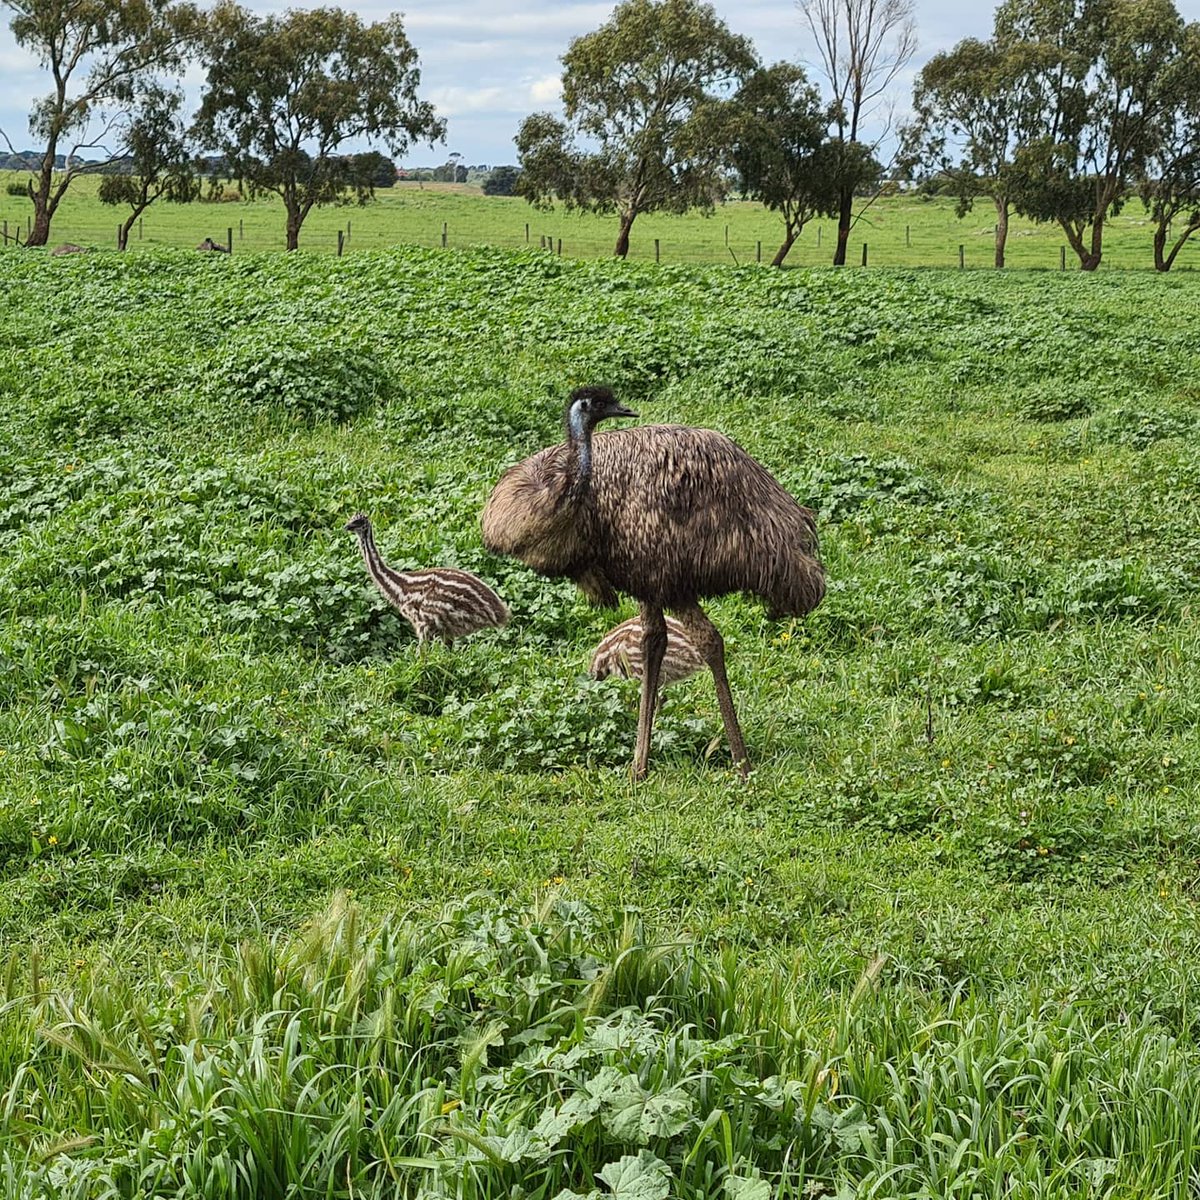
[481,386,824,777]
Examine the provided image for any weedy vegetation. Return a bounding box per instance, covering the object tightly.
[0,244,1198,1196]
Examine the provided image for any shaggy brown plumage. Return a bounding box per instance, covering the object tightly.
[482,386,824,777]
[347,513,509,646]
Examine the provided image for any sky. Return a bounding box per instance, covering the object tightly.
[2,1,1200,167]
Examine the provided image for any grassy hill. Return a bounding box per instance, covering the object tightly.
[0,243,1198,1195]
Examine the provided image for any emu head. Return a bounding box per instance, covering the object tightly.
[565,386,638,439]
[344,512,371,535]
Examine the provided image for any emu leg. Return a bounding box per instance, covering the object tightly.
[632,604,667,780]
[676,605,750,777]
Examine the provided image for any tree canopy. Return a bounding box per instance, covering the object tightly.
[194,4,444,250]
[482,166,522,196]
[515,0,756,257]
[0,0,197,245]
[98,85,199,250]
[727,63,867,266]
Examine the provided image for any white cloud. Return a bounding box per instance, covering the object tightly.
[430,85,514,118]
[529,74,562,104]
[406,4,613,39]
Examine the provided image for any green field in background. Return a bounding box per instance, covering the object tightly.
[2,172,1196,271]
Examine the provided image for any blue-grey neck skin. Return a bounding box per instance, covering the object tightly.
[566,400,592,489]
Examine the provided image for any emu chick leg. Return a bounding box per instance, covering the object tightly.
[677,605,750,777]
[632,604,667,780]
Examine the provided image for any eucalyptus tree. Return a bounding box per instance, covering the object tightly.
[0,0,196,246]
[1139,20,1200,271]
[999,0,1185,271]
[797,0,916,266]
[194,4,444,250]
[911,37,1048,268]
[99,86,199,251]
[515,0,757,258]
[727,63,869,266]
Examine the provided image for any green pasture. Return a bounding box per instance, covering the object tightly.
[2,171,1197,270]
[0,243,1199,1195]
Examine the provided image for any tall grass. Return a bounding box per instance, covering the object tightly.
[4,896,1200,1198]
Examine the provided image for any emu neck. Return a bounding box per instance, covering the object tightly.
[565,406,593,500]
[357,526,412,593]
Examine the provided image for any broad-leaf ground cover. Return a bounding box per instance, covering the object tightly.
[0,245,1198,1195]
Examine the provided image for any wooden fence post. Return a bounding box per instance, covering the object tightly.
[540,235,545,249]
[862,242,868,267]
[557,237,562,255]
[525,222,529,243]
[905,225,910,246]
[239,217,243,240]
[724,223,729,245]
[1060,246,1066,270]
[138,217,143,240]
[817,225,821,248]
[227,227,234,255]
[441,221,447,248]
[958,244,965,269]
[337,230,344,256]
[654,238,660,263]
[756,240,761,263]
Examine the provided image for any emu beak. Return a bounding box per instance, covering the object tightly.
[612,404,638,419]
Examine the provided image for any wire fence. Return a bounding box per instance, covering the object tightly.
[0,201,1194,272]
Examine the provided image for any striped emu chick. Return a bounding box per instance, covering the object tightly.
[589,616,703,688]
[345,513,509,646]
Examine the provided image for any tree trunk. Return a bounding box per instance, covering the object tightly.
[27,204,52,247]
[613,209,637,258]
[1151,215,1199,272]
[1060,218,1102,272]
[285,206,302,251]
[1082,213,1105,272]
[994,197,1009,269]
[1153,221,1168,271]
[118,210,141,251]
[26,156,57,247]
[771,226,798,267]
[832,188,852,266]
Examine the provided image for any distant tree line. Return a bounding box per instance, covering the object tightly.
[0,0,443,249]
[513,0,1200,270]
[910,0,1200,271]
[2,0,1197,268]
